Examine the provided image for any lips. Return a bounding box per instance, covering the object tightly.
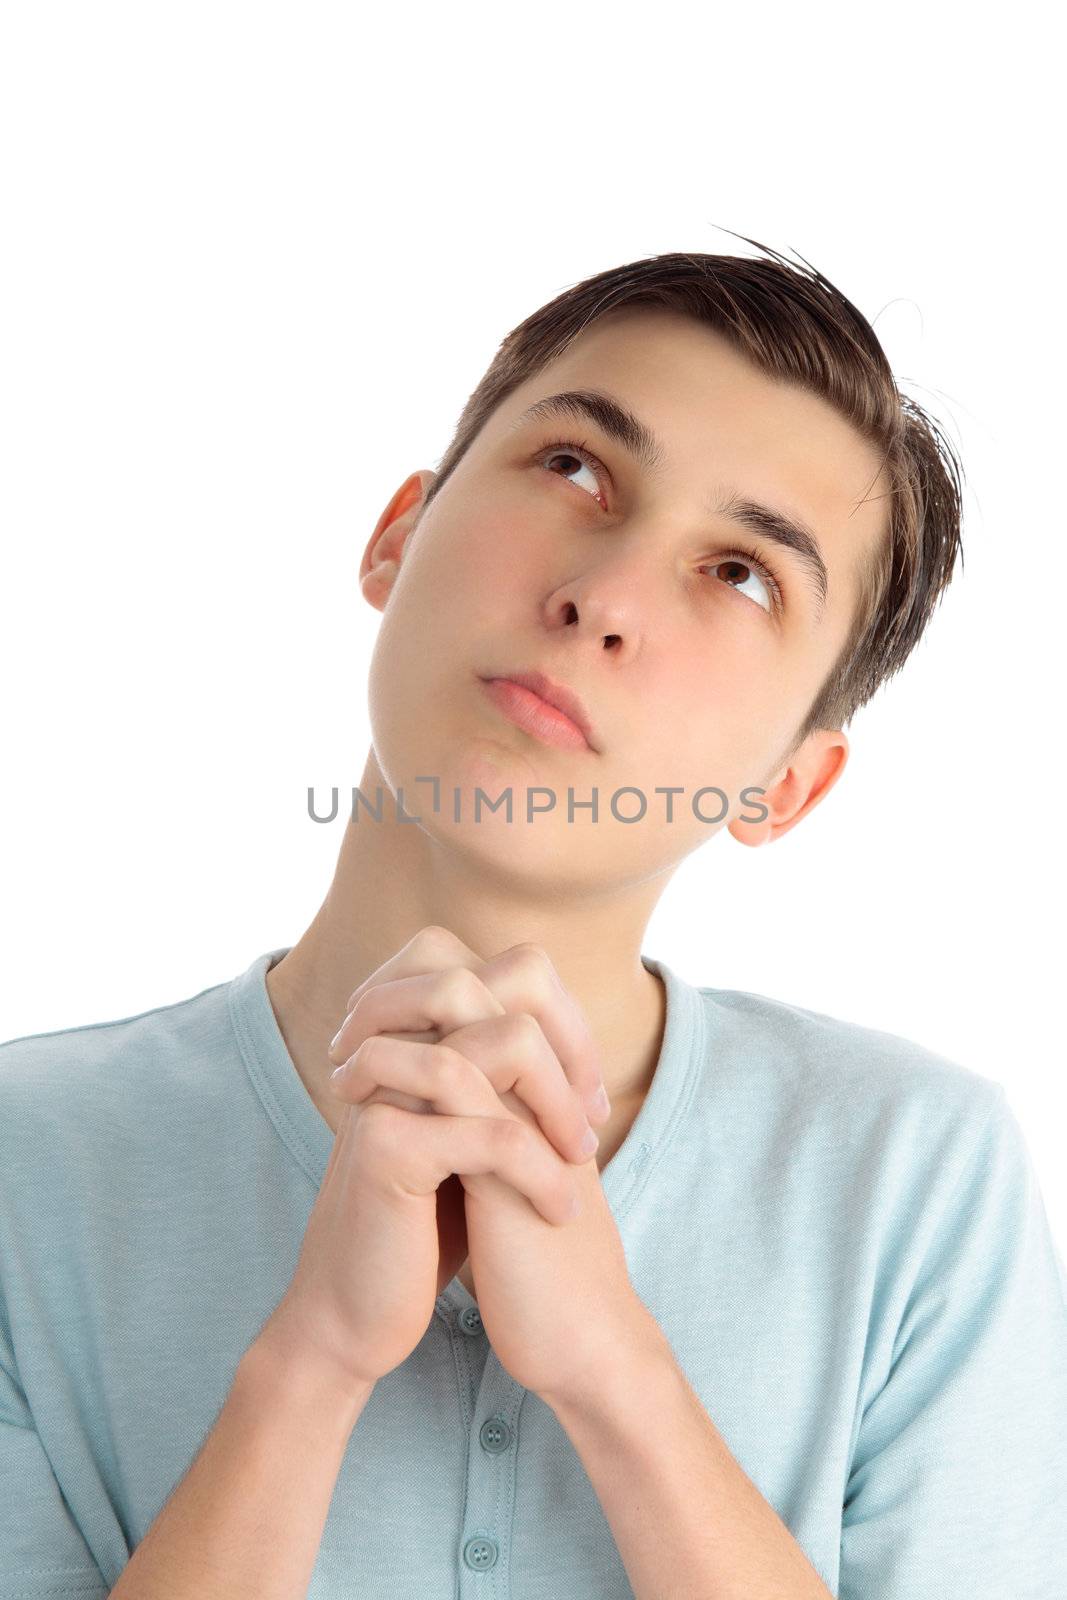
[479,669,599,752]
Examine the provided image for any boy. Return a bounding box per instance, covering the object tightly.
[3,242,1065,1598]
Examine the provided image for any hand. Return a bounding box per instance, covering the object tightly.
[327,927,654,1407]
[261,925,613,1393]
[326,921,613,1276]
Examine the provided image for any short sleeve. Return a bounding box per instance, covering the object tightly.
[840,1084,1067,1599]
[0,1328,108,1598]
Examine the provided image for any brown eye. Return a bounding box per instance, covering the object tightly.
[701,553,779,616]
[536,439,607,507]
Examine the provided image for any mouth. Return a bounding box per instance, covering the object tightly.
[477,670,598,753]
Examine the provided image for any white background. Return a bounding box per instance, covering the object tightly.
[2,5,1064,1247]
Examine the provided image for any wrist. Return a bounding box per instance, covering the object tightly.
[242,1315,377,1438]
[536,1293,670,1417]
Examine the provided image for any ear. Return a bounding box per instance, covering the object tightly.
[359,469,437,612]
[728,727,849,848]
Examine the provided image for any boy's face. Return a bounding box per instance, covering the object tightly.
[359,306,890,891]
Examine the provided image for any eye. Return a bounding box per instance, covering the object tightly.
[535,438,607,508]
[700,549,781,617]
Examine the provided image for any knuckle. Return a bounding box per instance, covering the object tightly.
[493,1115,527,1157]
[412,924,464,959]
[508,1010,542,1049]
[353,1033,388,1072]
[432,1043,470,1091]
[507,942,561,998]
[510,940,552,973]
[354,1098,404,1149]
[437,965,485,1008]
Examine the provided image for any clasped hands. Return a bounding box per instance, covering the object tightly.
[324,924,656,1408]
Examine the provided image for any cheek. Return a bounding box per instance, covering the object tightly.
[422,512,533,613]
[462,517,548,622]
[639,655,781,789]
[468,508,538,565]
[408,539,478,613]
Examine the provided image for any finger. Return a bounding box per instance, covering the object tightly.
[342,925,485,1018]
[332,1035,500,1117]
[330,970,600,1165]
[328,925,491,1065]
[431,1012,600,1165]
[332,1029,599,1167]
[328,925,611,1131]
[356,1099,580,1227]
[472,944,610,1126]
[328,965,505,1069]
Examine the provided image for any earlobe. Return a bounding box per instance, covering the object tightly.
[728,728,849,849]
[360,558,399,612]
[727,800,781,850]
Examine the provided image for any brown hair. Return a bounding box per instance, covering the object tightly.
[418,233,965,760]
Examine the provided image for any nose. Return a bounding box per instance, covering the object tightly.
[543,534,665,646]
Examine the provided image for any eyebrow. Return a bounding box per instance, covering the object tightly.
[509,387,830,621]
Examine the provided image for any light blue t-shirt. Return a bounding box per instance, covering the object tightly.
[1,947,1065,1598]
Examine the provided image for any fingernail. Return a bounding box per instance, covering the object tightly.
[590,1084,611,1122]
[580,1124,599,1157]
[328,1029,344,1056]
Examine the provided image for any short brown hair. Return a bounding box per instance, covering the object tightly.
[418,235,965,760]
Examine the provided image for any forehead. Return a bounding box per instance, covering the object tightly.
[496,307,891,622]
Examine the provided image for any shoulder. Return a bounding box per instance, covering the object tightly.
[693,980,1007,1168]
[0,970,235,1153]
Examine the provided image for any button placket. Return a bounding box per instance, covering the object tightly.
[449,1290,540,1592]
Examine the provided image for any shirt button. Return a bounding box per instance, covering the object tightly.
[479,1415,512,1454]
[458,1306,483,1336]
[462,1535,499,1570]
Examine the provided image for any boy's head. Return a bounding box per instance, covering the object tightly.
[357,240,963,893]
